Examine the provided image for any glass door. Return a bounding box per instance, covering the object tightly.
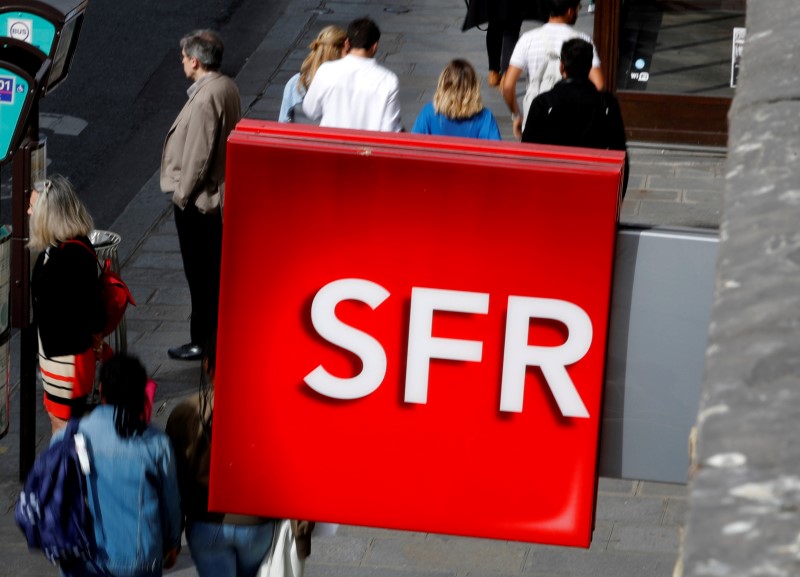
[595,0,746,145]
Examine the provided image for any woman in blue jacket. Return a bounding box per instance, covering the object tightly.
[412,60,502,140]
[279,25,347,123]
[56,355,182,577]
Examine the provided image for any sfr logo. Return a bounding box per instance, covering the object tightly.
[304,279,593,418]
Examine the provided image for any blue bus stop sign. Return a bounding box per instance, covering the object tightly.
[0,12,57,57]
[0,63,34,165]
[0,0,88,94]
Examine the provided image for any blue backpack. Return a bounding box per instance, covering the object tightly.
[15,418,97,566]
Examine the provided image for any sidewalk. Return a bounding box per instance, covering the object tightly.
[0,0,725,575]
[242,0,725,230]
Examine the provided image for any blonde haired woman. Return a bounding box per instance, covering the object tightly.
[279,25,347,122]
[28,175,105,434]
[412,59,502,140]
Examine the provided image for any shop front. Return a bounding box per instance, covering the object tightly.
[595,0,746,145]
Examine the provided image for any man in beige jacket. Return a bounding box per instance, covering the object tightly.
[161,29,241,361]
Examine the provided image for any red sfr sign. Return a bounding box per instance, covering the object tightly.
[211,121,624,547]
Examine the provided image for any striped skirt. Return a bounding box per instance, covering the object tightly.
[38,334,96,420]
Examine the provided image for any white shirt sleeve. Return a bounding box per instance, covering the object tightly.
[302,66,327,121]
[381,78,403,132]
[508,33,531,73]
[591,42,601,68]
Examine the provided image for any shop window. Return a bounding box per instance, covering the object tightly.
[617,0,745,96]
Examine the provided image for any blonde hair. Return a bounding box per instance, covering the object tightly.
[300,25,347,90]
[433,59,484,120]
[28,174,94,251]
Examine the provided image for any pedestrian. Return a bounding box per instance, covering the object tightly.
[412,59,502,140]
[166,338,276,577]
[279,25,347,123]
[161,29,241,362]
[522,39,628,194]
[55,354,182,577]
[302,17,402,132]
[28,175,105,435]
[462,0,549,87]
[501,0,603,139]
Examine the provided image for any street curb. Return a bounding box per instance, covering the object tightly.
[108,0,323,271]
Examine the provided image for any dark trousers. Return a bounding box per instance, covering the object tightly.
[174,203,223,348]
[486,17,522,74]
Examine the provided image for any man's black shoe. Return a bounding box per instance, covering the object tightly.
[168,343,203,361]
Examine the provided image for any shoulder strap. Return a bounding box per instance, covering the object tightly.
[61,239,103,269]
[65,417,81,436]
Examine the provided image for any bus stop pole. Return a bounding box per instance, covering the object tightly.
[11,103,41,481]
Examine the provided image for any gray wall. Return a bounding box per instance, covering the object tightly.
[680,4,800,576]
[600,227,717,484]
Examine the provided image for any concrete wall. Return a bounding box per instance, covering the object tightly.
[681,3,800,575]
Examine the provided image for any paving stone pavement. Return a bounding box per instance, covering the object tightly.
[0,0,728,575]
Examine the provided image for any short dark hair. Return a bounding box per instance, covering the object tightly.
[347,17,381,50]
[561,38,593,79]
[100,354,148,438]
[548,0,581,17]
[181,29,224,71]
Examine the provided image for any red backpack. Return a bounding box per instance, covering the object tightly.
[63,239,136,337]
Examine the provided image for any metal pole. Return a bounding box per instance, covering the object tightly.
[11,100,40,480]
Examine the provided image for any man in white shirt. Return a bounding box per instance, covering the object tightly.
[303,17,403,132]
[501,0,603,139]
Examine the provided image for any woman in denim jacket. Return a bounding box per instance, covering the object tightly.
[55,355,182,577]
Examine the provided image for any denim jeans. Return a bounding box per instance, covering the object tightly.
[186,520,275,577]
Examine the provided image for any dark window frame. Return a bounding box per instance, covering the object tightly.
[594,0,739,146]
